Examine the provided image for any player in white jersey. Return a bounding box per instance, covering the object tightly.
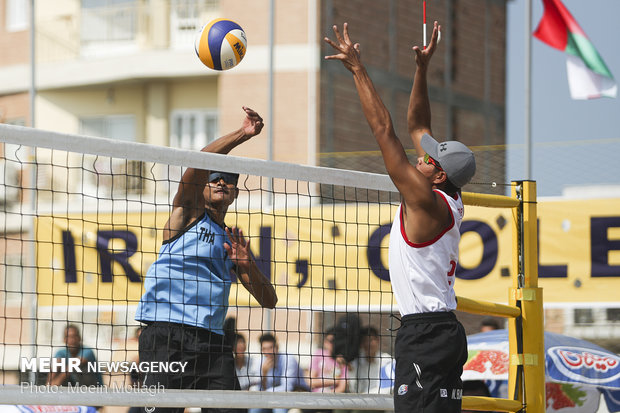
[325,21,476,413]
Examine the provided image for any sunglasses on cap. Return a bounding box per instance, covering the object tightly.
[423,153,443,171]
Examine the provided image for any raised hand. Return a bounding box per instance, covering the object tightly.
[324,23,362,73]
[224,227,252,270]
[413,21,441,70]
[240,106,264,138]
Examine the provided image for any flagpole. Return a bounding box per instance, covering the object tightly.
[524,0,532,180]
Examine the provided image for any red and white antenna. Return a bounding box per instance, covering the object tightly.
[423,1,440,48]
[423,1,427,49]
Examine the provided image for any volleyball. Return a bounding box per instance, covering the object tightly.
[194,19,247,71]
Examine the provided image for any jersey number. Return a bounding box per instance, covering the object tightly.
[447,260,456,285]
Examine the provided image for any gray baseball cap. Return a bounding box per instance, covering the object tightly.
[421,134,476,188]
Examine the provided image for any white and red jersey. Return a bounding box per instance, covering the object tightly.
[388,189,464,315]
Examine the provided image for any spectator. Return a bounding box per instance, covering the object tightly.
[233,333,260,391]
[249,333,308,413]
[349,326,393,395]
[332,314,361,364]
[480,318,502,333]
[308,328,348,394]
[47,324,103,387]
[224,317,238,348]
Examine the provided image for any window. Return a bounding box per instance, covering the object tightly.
[170,0,220,49]
[574,308,594,325]
[80,0,138,56]
[607,308,620,323]
[6,0,28,32]
[80,115,135,141]
[170,110,218,150]
[79,115,143,195]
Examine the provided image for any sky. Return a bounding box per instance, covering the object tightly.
[506,0,620,197]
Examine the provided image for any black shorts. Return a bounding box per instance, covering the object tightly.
[393,312,467,413]
[139,322,244,413]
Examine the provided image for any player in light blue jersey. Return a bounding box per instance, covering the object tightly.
[135,106,277,413]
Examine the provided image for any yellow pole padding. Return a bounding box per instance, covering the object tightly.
[462,191,520,208]
[456,296,521,318]
[508,288,522,405]
[521,181,545,413]
[462,396,523,412]
[508,182,524,405]
[521,181,539,288]
[508,181,546,413]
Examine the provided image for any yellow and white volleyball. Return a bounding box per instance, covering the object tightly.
[194,19,247,71]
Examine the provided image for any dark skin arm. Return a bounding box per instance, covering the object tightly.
[324,23,450,244]
[163,106,264,241]
[225,227,277,309]
[408,22,439,157]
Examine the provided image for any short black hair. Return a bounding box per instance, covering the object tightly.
[481,317,501,330]
[65,324,81,337]
[259,333,277,345]
[443,178,461,197]
[233,333,245,346]
[361,326,379,338]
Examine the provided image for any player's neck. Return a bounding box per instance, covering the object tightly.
[205,205,228,227]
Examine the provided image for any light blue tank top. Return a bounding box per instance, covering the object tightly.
[135,212,234,335]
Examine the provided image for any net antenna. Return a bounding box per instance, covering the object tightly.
[423,1,427,48]
[423,1,441,49]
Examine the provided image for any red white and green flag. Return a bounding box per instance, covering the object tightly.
[533,0,617,100]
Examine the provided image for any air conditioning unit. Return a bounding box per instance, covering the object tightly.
[109,159,144,195]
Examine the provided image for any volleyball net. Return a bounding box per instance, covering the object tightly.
[0,124,543,411]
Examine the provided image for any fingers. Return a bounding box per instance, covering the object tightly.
[427,21,441,51]
[414,46,422,58]
[324,22,351,50]
[323,36,339,50]
[342,22,352,45]
[324,53,344,61]
[226,227,247,246]
[242,106,264,123]
[332,24,344,45]
[236,228,246,246]
[412,21,441,55]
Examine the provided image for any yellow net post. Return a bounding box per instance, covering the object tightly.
[459,182,546,412]
[508,181,545,413]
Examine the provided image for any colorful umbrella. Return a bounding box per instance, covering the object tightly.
[464,329,620,413]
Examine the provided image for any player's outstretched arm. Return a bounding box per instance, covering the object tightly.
[408,21,440,156]
[324,23,434,209]
[225,227,278,309]
[173,106,263,209]
[165,107,263,236]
